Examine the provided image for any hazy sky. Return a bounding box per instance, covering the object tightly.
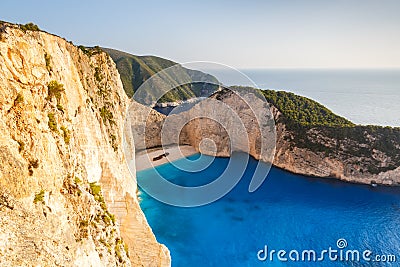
[3,0,400,68]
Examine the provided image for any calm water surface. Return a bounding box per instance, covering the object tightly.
[138,153,400,267]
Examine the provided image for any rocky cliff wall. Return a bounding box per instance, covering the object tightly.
[0,22,169,266]
[170,89,400,186]
[273,115,400,186]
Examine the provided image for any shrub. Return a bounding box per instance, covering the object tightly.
[20,23,40,32]
[60,126,70,144]
[99,238,107,246]
[74,177,82,184]
[56,104,64,112]
[103,214,112,225]
[114,238,127,262]
[93,46,103,54]
[44,53,52,72]
[109,213,116,224]
[78,45,103,57]
[47,80,65,102]
[48,113,57,132]
[33,190,45,204]
[94,67,102,82]
[14,93,24,106]
[100,201,107,211]
[99,106,114,124]
[78,45,92,57]
[89,182,107,210]
[124,243,129,256]
[79,220,89,228]
[89,182,102,198]
[115,244,123,263]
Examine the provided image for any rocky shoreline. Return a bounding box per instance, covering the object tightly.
[135,88,400,187]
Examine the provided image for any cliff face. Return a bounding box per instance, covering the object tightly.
[0,22,169,266]
[162,89,400,186]
[162,89,276,163]
[273,115,400,185]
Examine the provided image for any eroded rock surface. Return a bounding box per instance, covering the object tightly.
[0,22,169,266]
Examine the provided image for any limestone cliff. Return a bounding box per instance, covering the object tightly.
[0,22,169,266]
[142,87,400,186]
[272,109,400,186]
[182,89,400,186]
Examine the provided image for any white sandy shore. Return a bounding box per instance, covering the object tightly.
[135,145,198,171]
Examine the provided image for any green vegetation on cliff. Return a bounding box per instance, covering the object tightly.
[226,86,400,174]
[262,90,354,127]
[229,86,353,128]
[20,22,40,32]
[47,80,64,102]
[262,89,400,173]
[103,48,219,102]
[78,45,103,57]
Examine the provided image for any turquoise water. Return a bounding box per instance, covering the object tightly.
[138,153,400,266]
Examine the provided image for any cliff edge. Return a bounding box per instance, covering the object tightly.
[180,88,400,186]
[0,22,169,266]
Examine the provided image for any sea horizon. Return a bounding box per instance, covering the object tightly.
[201,68,400,127]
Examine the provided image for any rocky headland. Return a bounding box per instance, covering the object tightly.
[0,21,169,266]
[179,88,400,186]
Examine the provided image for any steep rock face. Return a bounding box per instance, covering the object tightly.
[126,103,166,152]
[0,23,169,266]
[167,89,276,164]
[273,116,400,185]
[165,89,400,186]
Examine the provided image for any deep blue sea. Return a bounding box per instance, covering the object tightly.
[204,68,400,126]
[138,153,400,267]
[141,69,400,266]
